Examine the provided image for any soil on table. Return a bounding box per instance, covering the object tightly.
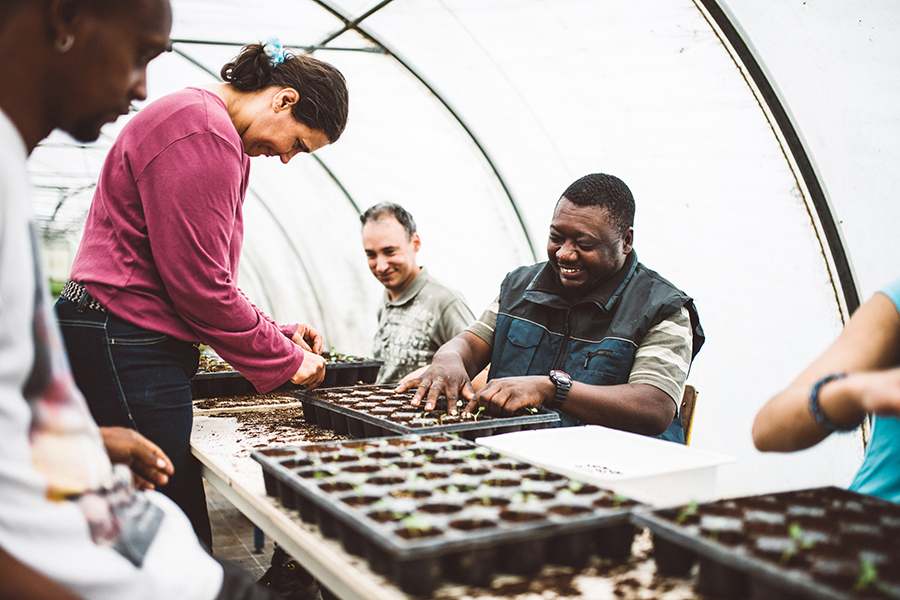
[199,401,348,453]
[193,392,301,411]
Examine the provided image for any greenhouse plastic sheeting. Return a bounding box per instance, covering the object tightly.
[29,0,900,499]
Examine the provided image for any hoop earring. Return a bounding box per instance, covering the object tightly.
[56,34,74,54]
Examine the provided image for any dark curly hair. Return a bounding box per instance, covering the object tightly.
[559,173,635,236]
[360,202,417,239]
[221,43,349,143]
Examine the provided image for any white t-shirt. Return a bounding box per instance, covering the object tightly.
[0,108,223,600]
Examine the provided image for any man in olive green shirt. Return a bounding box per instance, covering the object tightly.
[361,203,475,384]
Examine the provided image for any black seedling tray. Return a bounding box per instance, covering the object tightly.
[297,384,559,440]
[632,487,900,600]
[252,434,641,595]
[190,358,384,399]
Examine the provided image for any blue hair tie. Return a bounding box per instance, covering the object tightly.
[263,37,289,68]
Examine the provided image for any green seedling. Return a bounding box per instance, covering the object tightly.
[613,493,627,508]
[524,407,538,414]
[788,522,814,548]
[473,406,487,421]
[855,558,879,592]
[675,500,699,524]
[401,514,434,538]
[518,492,542,503]
[780,522,815,564]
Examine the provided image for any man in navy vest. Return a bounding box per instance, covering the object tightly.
[398,173,704,443]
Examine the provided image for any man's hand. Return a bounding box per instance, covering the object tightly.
[396,332,492,415]
[463,376,553,417]
[291,349,326,389]
[99,427,173,491]
[396,355,474,415]
[291,324,324,354]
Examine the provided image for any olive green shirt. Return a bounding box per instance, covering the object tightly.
[374,267,475,384]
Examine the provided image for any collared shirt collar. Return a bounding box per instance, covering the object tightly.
[525,251,638,312]
[384,266,428,307]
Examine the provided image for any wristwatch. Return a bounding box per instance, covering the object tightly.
[546,370,572,410]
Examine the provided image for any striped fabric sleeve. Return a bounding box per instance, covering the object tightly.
[628,305,694,405]
[465,296,500,347]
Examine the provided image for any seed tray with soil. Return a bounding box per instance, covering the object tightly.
[252,433,642,596]
[190,352,384,399]
[297,384,559,440]
[631,486,900,600]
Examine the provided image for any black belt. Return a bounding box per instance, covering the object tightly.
[60,280,107,313]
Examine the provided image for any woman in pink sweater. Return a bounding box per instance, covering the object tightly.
[55,41,349,547]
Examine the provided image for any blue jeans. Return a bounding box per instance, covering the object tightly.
[55,297,212,549]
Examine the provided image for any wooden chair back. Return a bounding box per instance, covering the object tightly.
[680,384,698,445]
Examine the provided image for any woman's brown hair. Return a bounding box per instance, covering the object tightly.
[221,43,349,143]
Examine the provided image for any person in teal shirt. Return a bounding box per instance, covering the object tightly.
[754,278,900,502]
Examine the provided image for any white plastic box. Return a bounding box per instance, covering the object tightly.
[475,425,734,507]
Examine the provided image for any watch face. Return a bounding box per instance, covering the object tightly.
[551,370,571,386]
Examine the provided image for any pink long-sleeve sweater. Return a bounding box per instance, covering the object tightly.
[70,87,303,393]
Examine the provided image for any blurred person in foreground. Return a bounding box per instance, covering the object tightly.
[753,279,900,502]
[54,39,349,548]
[0,0,290,598]
[360,202,476,384]
[399,173,704,443]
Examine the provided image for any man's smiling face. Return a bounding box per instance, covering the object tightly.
[547,197,633,302]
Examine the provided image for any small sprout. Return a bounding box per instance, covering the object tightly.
[445,485,459,494]
[473,406,487,421]
[856,559,879,592]
[524,407,538,414]
[312,470,329,479]
[779,523,814,564]
[788,522,815,550]
[613,493,627,508]
[401,514,434,537]
[675,500,699,524]
[567,481,584,493]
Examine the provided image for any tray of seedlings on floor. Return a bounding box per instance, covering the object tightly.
[252,433,642,595]
[631,486,900,600]
[190,352,384,399]
[296,384,560,441]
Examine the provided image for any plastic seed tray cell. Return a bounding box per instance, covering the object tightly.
[297,384,559,440]
[252,434,641,596]
[631,487,900,600]
[190,356,384,399]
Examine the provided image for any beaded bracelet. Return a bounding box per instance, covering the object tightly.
[808,373,864,432]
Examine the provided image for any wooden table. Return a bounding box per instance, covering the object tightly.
[191,398,706,600]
